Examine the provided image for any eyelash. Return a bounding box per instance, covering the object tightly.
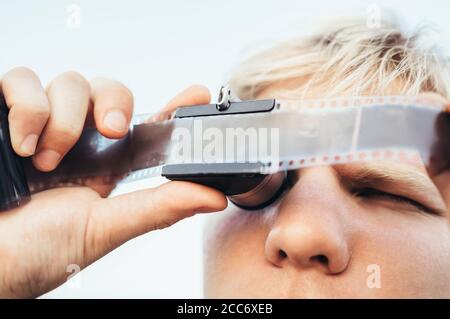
[353,188,433,214]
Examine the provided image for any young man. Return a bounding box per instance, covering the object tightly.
[0,17,449,298]
[203,18,450,298]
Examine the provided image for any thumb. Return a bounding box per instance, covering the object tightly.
[84,181,227,263]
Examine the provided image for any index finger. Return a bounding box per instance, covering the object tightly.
[148,85,211,123]
[0,67,50,157]
[163,84,211,111]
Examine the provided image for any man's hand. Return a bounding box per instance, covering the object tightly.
[0,67,227,298]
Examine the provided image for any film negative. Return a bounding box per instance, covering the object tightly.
[16,95,449,193]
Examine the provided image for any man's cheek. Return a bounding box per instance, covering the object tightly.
[354,208,450,296]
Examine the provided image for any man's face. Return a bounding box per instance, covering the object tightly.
[203,92,450,298]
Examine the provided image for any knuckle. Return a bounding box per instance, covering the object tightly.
[50,121,83,142]
[117,85,134,107]
[188,84,208,92]
[27,101,49,115]
[52,70,89,89]
[188,84,210,96]
[121,85,133,101]
[61,70,85,82]
[8,101,49,122]
[4,66,36,79]
[93,78,133,98]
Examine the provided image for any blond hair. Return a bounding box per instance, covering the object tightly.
[228,16,450,100]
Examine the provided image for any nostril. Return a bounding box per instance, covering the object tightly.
[278,249,287,259]
[311,254,329,265]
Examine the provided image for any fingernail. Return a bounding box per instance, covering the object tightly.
[103,110,128,132]
[20,134,39,156]
[35,149,61,171]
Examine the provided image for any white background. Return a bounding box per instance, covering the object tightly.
[1,0,449,298]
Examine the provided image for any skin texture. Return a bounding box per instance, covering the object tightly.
[203,89,450,298]
[0,68,227,298]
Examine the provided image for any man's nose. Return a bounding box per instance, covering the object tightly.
[264,167,351,274]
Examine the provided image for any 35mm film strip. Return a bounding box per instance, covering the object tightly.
[28,96,448,192]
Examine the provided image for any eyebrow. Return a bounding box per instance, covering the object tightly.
[334,162,447,216]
